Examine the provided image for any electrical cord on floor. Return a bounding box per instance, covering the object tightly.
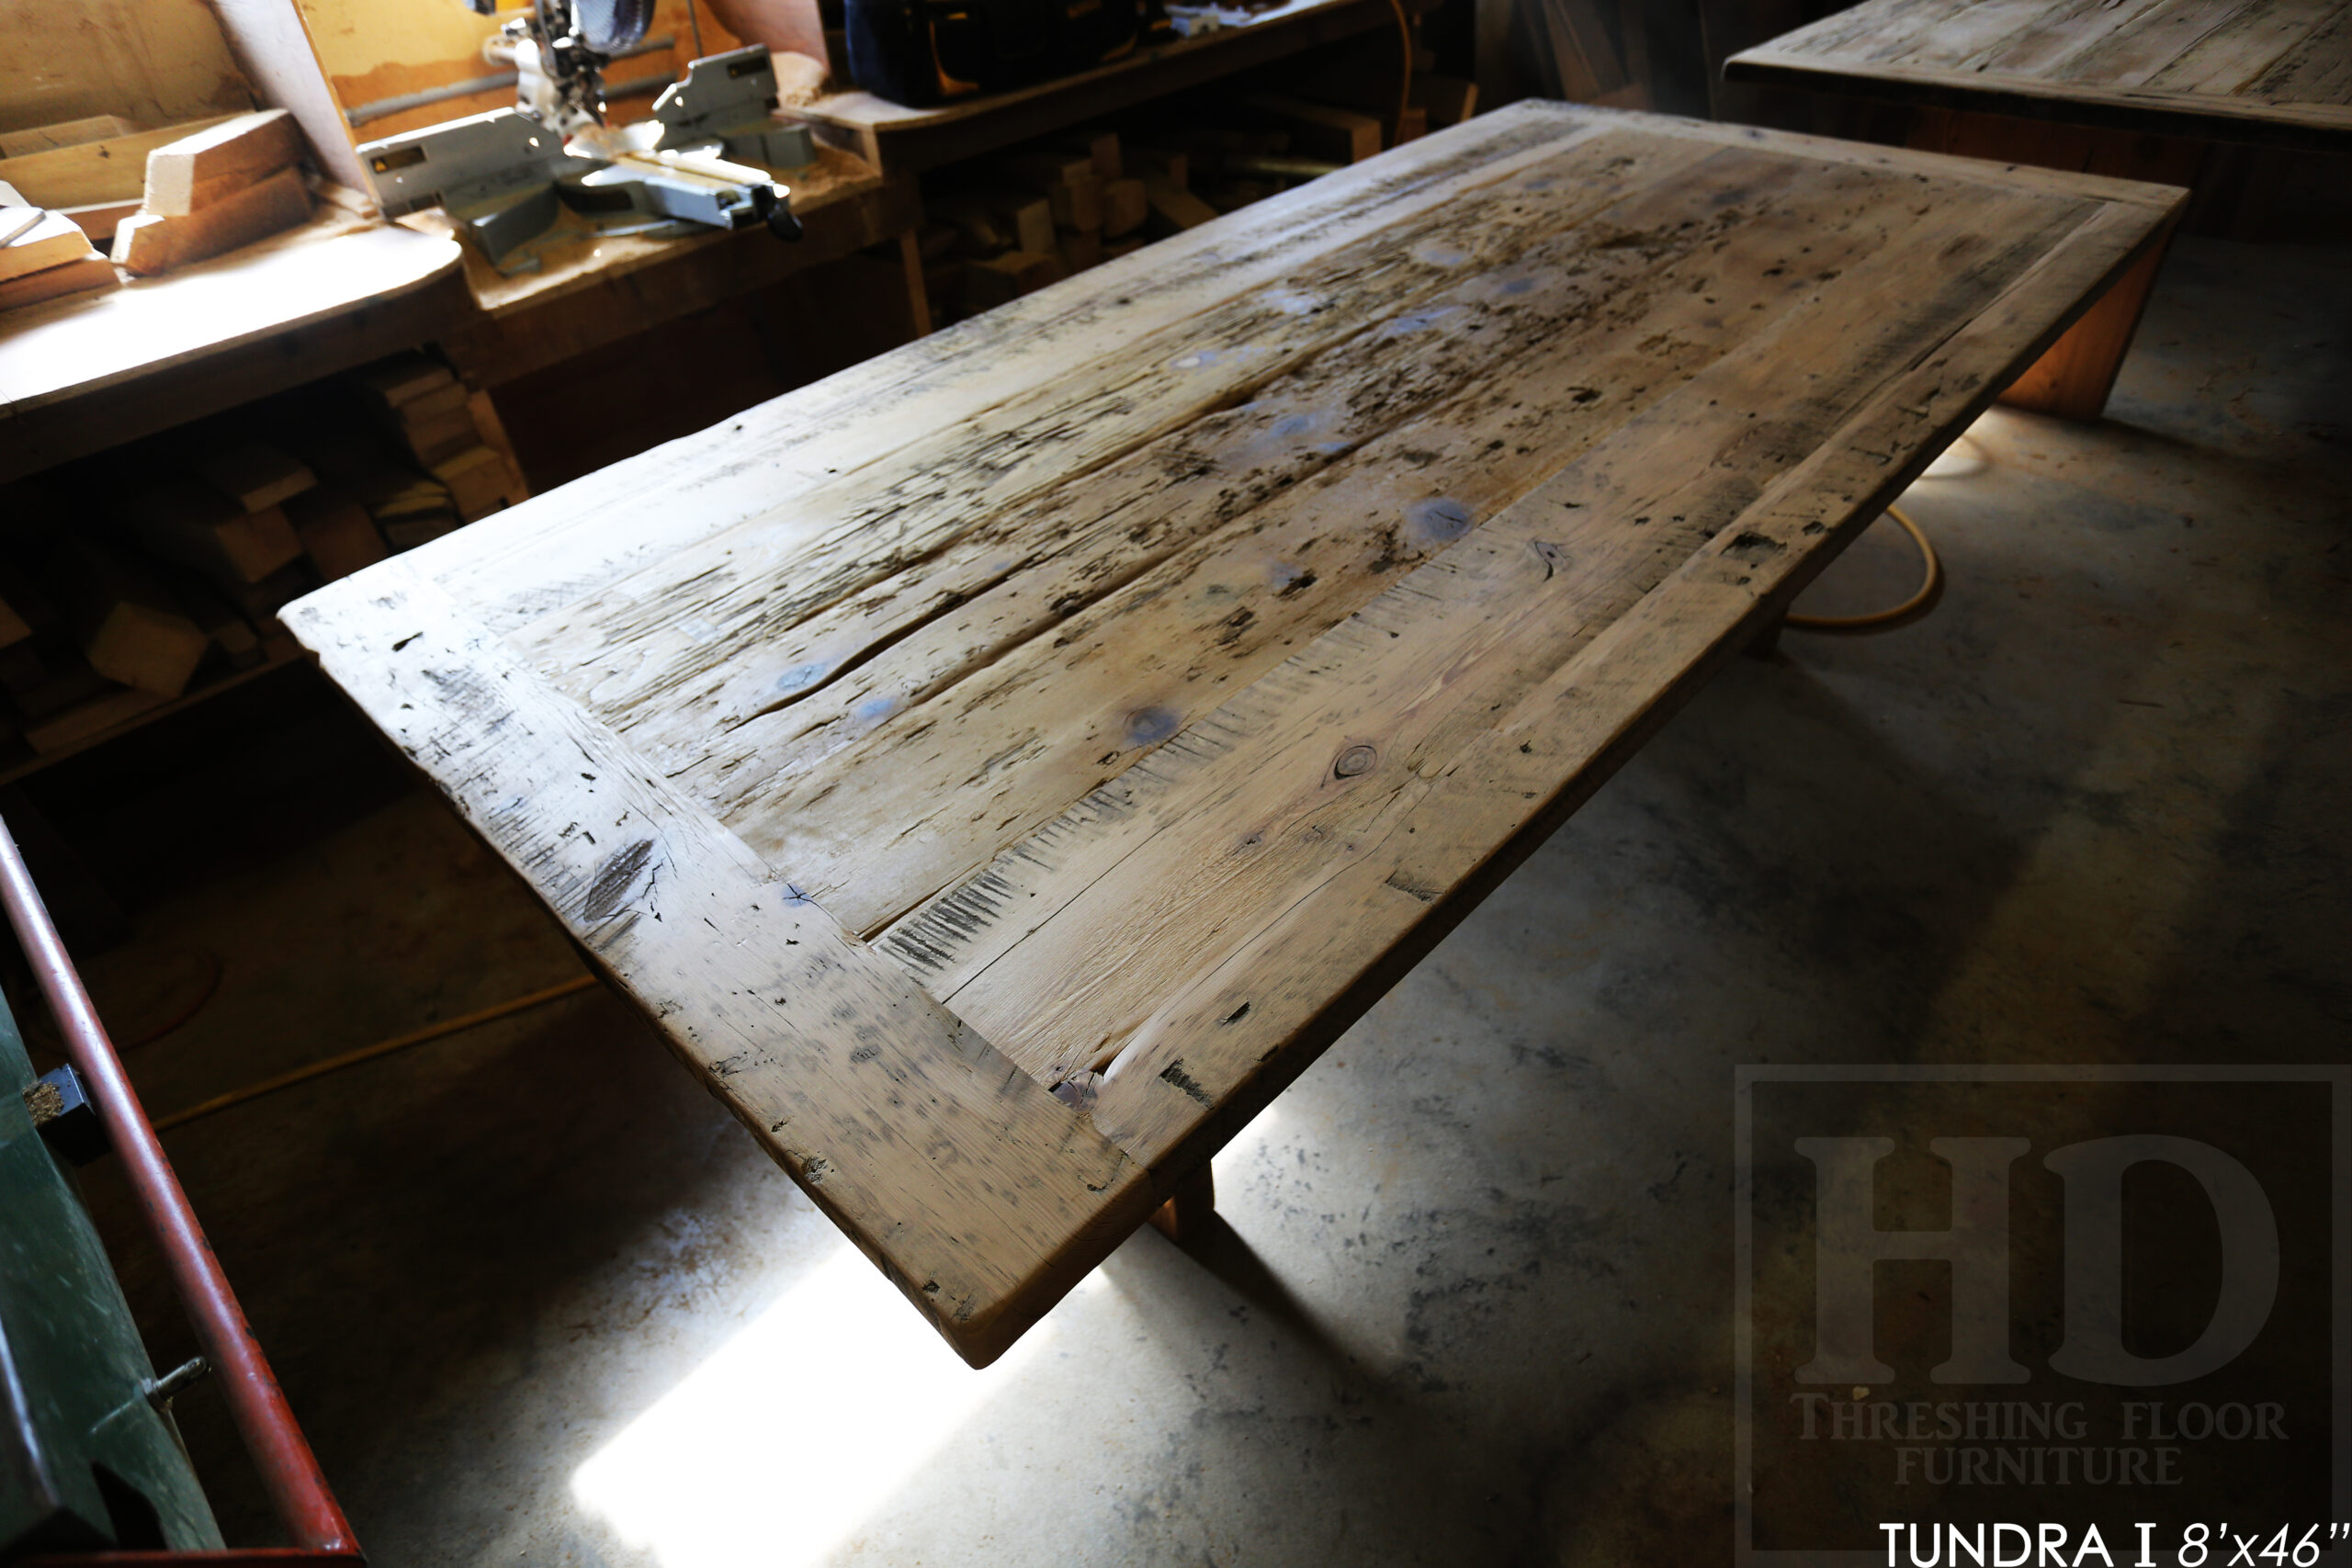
[1783,503,1944,634]
[152,974,602,1134]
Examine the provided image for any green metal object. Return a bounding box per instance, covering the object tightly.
[0,989,221,1556]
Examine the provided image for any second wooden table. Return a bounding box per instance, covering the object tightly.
[286,103,2180,1366]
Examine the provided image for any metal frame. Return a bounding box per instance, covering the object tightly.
[0,815,360,1565]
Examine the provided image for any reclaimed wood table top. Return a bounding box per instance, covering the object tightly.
[285,102,2180,1365]
[1724,0,2352,151]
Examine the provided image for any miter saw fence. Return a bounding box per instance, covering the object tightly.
[358,3,814,274]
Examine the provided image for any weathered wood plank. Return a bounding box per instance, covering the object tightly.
[880,185,2098,1088]
[419,107,1623,637]
[512,129,1725,769]
[718,154,2043,942]
[283,568,1156,1367]
[1024,202,2173,1168]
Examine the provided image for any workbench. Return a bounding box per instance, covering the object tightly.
[284,101,2180,1366]
[0,211,464,484]
[1724,0,2352,152]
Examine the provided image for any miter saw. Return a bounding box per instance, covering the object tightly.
[358,0,815,272]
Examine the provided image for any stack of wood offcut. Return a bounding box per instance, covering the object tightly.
[0,106,325,310]
[0,185,119,313]
[0,353,526,765]
[113,110,311,276]
[914,64,1476,329]
[344,355,526,545]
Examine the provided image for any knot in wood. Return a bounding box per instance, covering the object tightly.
[1333,743,1377,779]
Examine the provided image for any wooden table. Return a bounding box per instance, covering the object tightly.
[0,212,465,483]
[1724,0,2352,152]
[285,102,2179,1366]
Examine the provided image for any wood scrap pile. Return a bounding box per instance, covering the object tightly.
[0,353,524,766]
[0,193,118,313]
[913,65,1476,329]
[0,107,322,310]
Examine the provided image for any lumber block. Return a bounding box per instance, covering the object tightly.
[286,491,388,581]
[113,166,310,276]
[356,468,454,528]
[0,116,239,209]
[171,579,265,669]
[0,209,100,285]
[45,539,209,697]
[1101,177,1148,238]
[466,391,530,502]
[430,446,521,523]
[962,250,1063,312]
[142,110,301,217]
[1047,175,1102,231]
[26,685,170,756]
[196,440,316,513]
[1058,226,1103,272]
[1001,156,1104,230]
[401,405,484,468]
[58,200,138,246]
[123,480,304,586]
[357,354,456,410]
[963,190,1054,257]
[1103,235,1147,261]
[1143,175,1218,236]
[0,593,28,651]
[0,254,117,313]
[392,378,471,428]
[1411,75,1478,128]
[0,117,143,159]
[933,201,1007,256]
[1241,95,1383,164]
[1057,130,1121,179]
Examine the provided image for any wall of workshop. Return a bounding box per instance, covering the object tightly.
[0,0,254,131]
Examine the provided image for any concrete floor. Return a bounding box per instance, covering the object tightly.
[21,231,2348,1566]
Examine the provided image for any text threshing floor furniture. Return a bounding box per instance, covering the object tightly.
[285,102,2180,1366]
[1724,0,2352,417]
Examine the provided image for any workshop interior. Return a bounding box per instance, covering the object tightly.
[0,0,2344,1557]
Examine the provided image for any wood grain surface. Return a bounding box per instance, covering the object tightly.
[285,102,2181,1365]
[1724,0,2352,150]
